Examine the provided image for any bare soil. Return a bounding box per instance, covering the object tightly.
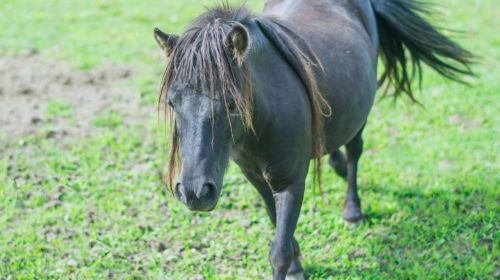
[0,51,147,145]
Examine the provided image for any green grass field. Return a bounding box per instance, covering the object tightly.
[0,0,498,279]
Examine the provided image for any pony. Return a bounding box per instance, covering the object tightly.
[153,0,473,279]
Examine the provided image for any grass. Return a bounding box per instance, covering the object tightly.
[93,110,123,129]
[45,101,73,119]
[0,0,498,279]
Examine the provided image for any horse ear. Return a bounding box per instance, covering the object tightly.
[154,27,179,57]
[225,23,250,65]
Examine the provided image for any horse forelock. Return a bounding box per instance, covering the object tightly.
[161,4,254,192]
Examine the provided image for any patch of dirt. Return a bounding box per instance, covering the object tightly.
[0,51,147,145]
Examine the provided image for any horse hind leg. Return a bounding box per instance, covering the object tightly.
[342,126,365,223]
[328,149,348,178]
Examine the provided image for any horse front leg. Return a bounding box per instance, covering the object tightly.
[269,182,305,280]
[241,170,304,279]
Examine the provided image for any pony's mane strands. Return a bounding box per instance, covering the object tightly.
[161,4,331,192]
[161,4,254,192]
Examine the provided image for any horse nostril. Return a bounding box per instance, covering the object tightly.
[175,182,185,202]
[197,182,216,199]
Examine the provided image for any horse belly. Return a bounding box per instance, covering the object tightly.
[319,25,377,151]
[322,61,376,152]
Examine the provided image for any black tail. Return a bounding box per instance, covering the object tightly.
[370,0,475,101]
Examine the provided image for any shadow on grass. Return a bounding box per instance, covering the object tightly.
[303,182,496,279]
[305,265,381,279]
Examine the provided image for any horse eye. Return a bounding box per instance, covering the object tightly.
[229,104,241,117]
[165,91,175,107]
[165,97,174,107]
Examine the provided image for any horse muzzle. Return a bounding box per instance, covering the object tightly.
[175,181,219,212]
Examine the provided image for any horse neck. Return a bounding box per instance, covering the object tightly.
[239,24,312,146]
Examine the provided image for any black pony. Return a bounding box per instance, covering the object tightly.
[154,0,473,279]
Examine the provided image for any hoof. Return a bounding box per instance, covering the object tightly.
[286,271,305,280]
[343,212,364,224]
[343,217,364,229]
[343,207,364,224]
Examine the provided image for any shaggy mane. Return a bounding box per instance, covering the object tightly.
[160,4,331,191]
